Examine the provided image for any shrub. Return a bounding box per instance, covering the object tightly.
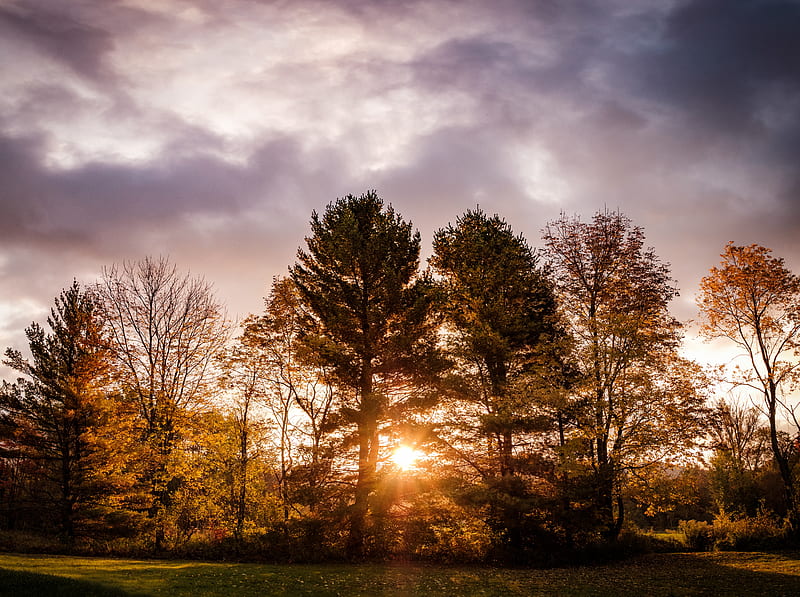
[0,530,64,554]
[679,512,788,551]
[710,511,787,550]
[678,519,714,551]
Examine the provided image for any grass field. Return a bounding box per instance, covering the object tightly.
[2,551,800,596]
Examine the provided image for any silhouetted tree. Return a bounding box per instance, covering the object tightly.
[431,208,562,478]
[291,191,444,556]
[544,210,705,540]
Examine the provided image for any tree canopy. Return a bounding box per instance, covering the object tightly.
[2,200,797,563]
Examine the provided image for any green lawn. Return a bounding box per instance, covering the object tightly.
[2,551,800,596]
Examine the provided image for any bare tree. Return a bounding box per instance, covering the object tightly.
[98,256,229,549]
[710,397,769,474]
[248,278,339,521]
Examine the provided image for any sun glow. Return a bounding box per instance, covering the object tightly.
[391,445,421,471]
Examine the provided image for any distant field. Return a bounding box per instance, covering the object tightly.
[2,551,800,596]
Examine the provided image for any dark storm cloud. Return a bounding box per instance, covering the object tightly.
[0,128,346,253]
[625,0,800,216]
[2,0,800,369]
[639,0,800,130]
[0,3,115,82]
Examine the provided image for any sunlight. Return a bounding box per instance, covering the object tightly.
[391,445,421,471]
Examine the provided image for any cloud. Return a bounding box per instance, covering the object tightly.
[0,127,352,250]
[622,0,800,212]
[638,0,800,127]
[0,2,116,82]
[2,0,800,374]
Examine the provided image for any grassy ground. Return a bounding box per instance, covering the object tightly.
[2,551,800,596]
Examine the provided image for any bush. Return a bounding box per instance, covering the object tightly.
[679,520,714,551]
[679,512,788,551]
[710,511,787,550]
[0,530,65,554]
[616,528,683,554]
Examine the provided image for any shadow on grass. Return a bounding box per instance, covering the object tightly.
[589,552,800,597]
[0,567,141,597]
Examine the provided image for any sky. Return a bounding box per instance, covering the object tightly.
[1,0,799,378]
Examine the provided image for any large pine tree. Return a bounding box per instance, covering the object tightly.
[291,191,443,555]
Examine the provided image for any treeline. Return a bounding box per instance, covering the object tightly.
[2,192,800,563]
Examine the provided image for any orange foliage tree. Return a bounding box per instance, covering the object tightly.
[698,243,800,527]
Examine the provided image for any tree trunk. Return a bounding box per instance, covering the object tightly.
[348,363,377,557]
[500,430,514,476]
[348,420,378,556]
[557,412,574,548]
[595,436,620,540]
[767,383,798,532]
[60,448,75,543]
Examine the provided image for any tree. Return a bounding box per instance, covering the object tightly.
[543,210,705,539]
[251,277,339,517]
[218,276,343,554]
[1,281,134,542]
[626,464,712,530]
[290,191,444,555]
[430,209,567,557]
[430,208,562,475]
[710,398,770,476]
[98,256,229,550]
[218,316,273,545]
[698,243,800,527]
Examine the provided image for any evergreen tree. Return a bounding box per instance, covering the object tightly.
[430,208,568,557]
[430,208,563,477]
[290,191,444,555]
[1,281,135,542]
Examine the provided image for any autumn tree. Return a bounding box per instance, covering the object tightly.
[708,398,771,515]
[98,256,229,550]
[217,276,342,552]
[543,210,706,540]
[217,316,274,544]
[238,279,306,531]
[251,277,339,516]
[626,464,712,530]
[698,243,800,527]
[290,191,444,555]
[0,281,135,542]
